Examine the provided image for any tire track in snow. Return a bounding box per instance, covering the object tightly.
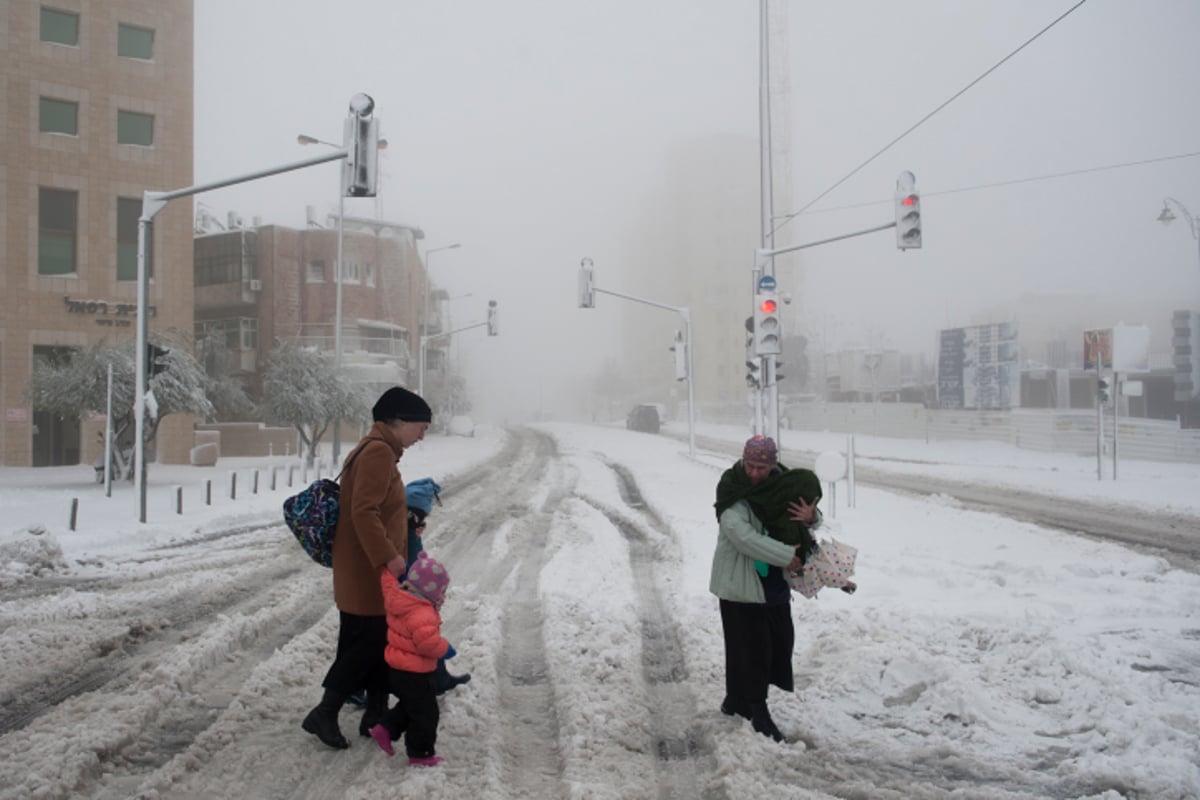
[0,531,308,736]
[0,557,331,800]
[595,461,728,800]
[421,427,571,797]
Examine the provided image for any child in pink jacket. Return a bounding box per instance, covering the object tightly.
[368,552,453,766]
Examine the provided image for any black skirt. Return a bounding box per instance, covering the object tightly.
[719,597,795,705]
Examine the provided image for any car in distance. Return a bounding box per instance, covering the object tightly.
[625,404,660,434]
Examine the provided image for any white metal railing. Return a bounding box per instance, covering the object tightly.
[784,401,1200,464]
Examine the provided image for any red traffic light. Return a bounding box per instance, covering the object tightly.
[902,194,918,206]
[759,298,777,314]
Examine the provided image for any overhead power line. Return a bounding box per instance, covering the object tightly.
[793,150,1200,216]
[773,0,1090,235]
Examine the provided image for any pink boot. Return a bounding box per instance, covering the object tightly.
[408,755,444,767]
[368,724,394,756]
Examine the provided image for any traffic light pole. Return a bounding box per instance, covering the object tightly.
[1112,371,1120,480]
[133,147,351,523]
[756,220,898,261]
[590,287,696,458]
[751,219,900,442]
[1095,365,1104,481]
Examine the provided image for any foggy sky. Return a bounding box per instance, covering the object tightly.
[194,0,1200,422]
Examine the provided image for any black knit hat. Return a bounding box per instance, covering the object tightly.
[372,387,432,423]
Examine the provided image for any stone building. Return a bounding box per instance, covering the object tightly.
[1,1,195,467]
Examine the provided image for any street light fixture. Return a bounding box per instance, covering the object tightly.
[297,132,387,462]
[1156,197,1200,278]
[418,243,462,397]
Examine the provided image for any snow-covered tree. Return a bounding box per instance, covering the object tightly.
[195,335,257,421]
[25,332,215,478]
[261,342,372,466]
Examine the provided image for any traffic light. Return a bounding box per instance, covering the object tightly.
[148,344,170,377]
[343,93,379,197]
[578,258,595,308]
[744,317,761,388]
[745,357,761,389]
[753,290,782,356]
[1097,377,1110,403]
[670,330,687,381]
[145,343,169,389]
[487,300,498,336]
[895,170,921,250]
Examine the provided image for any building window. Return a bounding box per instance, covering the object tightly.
[39,97,78,135]
[306,260,325,283]
[198,318,257,351]
[38,188,77,275]
[117,23,154,59]
[195,232,256,286]
[340,261,360,284]
[365,264,376,287]
[40,7,79,46]
[117,110,154,146]
[117,197,140,280]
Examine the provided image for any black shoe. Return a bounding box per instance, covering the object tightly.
[750,706,784,743]
[435,671,471,696]
[359,712,383,738]
[720,697,751,719]
[302,706,349,749]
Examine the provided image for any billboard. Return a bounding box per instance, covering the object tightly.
[1084,324,1150,372]
[1083,328,1112,370]
[936,322,1020,409]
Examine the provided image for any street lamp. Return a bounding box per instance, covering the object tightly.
[298,133,349,462]
[418,243,462,397]
[297,133,387,462]
[1157,197,1200,276]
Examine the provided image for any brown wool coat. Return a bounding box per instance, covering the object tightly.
[331,421,409,616]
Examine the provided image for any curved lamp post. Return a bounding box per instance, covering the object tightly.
[1157,197,1200,276]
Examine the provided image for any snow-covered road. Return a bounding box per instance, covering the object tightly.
[1,423,1197,799]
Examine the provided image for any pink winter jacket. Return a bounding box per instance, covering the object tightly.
[380,571,449,673]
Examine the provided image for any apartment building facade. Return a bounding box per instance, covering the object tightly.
[1,0,195,467]
[193,213,428,407]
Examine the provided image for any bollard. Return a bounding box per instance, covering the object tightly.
[252,470,259,495]
[205,479,212,506]
[69,497,79,531]
[288,465,295,487]
[175,485,183,515]
[271,466,277,492]
[230,471,237,500]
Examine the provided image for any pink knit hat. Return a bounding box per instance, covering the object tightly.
[406,552,450,609]
[742,435,778,468]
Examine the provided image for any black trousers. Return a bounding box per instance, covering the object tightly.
[382,668,440,758]
[322,611,389,700]
[719,598,795,708]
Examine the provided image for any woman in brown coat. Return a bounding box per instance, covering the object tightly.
[302,386,432,749]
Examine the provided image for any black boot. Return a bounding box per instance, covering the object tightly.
[749,702,784,743]
[359,692,388,737]
[434,658,471,696]
[302,690,350,749]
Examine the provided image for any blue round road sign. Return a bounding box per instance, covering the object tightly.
[757,275,777,292]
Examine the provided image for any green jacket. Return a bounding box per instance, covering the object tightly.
[709,499,801,604]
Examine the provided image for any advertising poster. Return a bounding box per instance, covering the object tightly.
[1083,328,1113,370]
[937,322,1019,409]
